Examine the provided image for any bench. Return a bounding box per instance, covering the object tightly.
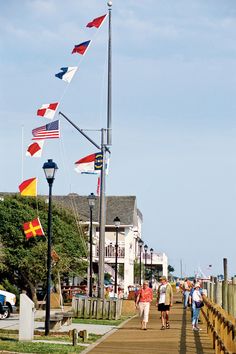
[37,300,46,310]
[49,314,63,330]
[54,311,74,326]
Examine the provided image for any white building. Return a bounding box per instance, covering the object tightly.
[54,194,168,294]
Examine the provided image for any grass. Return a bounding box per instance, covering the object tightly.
[0,332,101,343]
[72,316,130,326]
[0,339,84,353]
[0,332,102,353]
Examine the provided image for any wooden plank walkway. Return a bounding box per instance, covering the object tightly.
[86,296,214,354]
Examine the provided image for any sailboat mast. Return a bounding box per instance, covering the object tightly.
[107,1,112,146]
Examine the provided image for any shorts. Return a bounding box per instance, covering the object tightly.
[158,303,170,312]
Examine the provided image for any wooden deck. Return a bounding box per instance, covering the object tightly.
[86,295,214,354]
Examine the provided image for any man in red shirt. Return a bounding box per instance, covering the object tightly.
[135,281,153,330]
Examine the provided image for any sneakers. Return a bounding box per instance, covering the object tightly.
[192,326,202,331]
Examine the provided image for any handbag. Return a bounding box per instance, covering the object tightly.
[195,300,204,308]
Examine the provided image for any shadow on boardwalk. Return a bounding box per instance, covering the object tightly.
[85,294,214,354]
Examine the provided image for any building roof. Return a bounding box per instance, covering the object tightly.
[52,194,142,227]
[0,192,143,227]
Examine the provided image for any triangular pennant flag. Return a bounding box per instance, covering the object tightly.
[72,41,91,55]
[86,14,107,28]
[19,178,37,197]
[23,217,44,240]
[55,67,77,83]
[26,140,44,158]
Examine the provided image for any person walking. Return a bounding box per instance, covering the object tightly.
[189,282,204,331]
[182,278,191,309]
[156,276,173,330]
[135,280,153,330]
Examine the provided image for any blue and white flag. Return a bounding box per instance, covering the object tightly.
[55,67,77,83]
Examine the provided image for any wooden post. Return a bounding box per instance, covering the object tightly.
[210,276,214,301]
[72,329,78,346]
[213,277,217,303]
[96,299,102,319]
[228,282,233,316]
[232,277,236,318]
[215,280,222,306]
[79,330,88,342]
[222,258,228,311]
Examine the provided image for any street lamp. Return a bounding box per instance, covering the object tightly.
[43,159,58,336]
[113,216,120,296]
[87,193,96,298]
[144,244,148,279]
[150,248,153,284]
[138,239,143,285]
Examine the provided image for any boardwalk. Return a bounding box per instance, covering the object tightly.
[86,297,214,354]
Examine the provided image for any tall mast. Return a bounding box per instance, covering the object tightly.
[97,0,112,298]
[98,129,106,298]
[107,1,112,146]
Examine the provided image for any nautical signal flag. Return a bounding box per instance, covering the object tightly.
[55,67,77,83]
[26,140,44,158]
[23,217,44,240]
[72,41,91,55]
[75,152,103,174]
[19,177,37,197]
[86,14,107,28]
[37,102,59,120]
[32,120,60,140]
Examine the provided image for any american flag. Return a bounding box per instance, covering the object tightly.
[32,120,60,140]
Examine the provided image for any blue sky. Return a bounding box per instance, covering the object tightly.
[1,0,236,277]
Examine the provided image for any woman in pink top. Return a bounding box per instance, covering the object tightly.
[135,281,153,330]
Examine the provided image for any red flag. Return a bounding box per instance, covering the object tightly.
[23,217,44,240]
[72,41,91,55]
[86,14,107,28]
[26,140,44,158]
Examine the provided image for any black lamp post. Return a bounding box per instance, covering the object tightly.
[144,244,148,279]
[113,216,120,296]
[43,159,58,336]
[138,239,143,285]
[150,248,153,283]
[88,193,96,298]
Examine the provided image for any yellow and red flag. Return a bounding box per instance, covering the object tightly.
[19,178,37,197]
[23,217,44,240]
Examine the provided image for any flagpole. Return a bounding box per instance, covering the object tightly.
[107,1,112,146]
[21,125,24,181]
[98,129,106,298]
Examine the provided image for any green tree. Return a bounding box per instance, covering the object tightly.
[0,195,87,304]
[168,265,175,274]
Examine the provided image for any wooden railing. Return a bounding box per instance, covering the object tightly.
[72,296,122,320]
[201,296,236,354]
